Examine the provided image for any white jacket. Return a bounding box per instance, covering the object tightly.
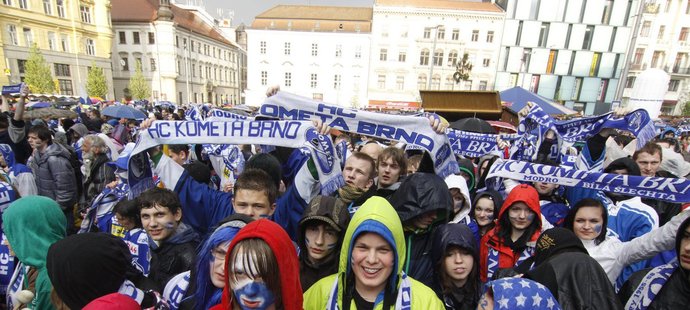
[582,209,690,284]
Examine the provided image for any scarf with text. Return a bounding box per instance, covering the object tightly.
[260,91,458,178]
[625,261,677,310]
[487,159,690,203]
[447,129,519,158]
[129,120,343,195]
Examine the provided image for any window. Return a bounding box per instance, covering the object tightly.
[54,63,70,76]
[669,79,680,91]
[7,25,17,45]
[523,48,532,70]
[80,5,91,23]
[119,31,126,44]
[17,59,25,74]
[48,32,56,50]
[398,51,406,62]
[433,50,444,66]
[431,75,440,90]
[18,0,26,9]
[381,26,388,38]
[396,76,404,90]
[681,28,689,41]
[175,36,179,47]
[546,50,558,74]
[378,74,386,89]
[582,26,594,49]
[572,77,583,100]
[260,41,266,54]
[658,26,665,40]
[310,73,318,88]
[43,0,51,14]
[418,74,427,90]
[590,52,601,76]
[666,0,672,12]
[423,28,431,39]
[284,72,292,87]
[538,23,549,47]
[625,76,636,88]
[380,49,387,61]
[420,49,429,65]
[452,29,459,40]
[85,38,95,55]
[471,30,479,42]
[121,57,129,71]
[148,32,155,44]
[483,58,490,67]
[516,21,524,45]
[437,28,445,40]
[191,64,195,76]
[60,34,69,52]
[284,42,291,55]
[641,21,651,37]
[333,74,341,90]
[335,44,342,57]
[311,43,318,56]
[133,32,140,44]
[602,0,613,24]
[401,28,408,38]
[135,57,142,69]
[58,79,73,95]
[261,71,267,86]
[448,51,458,67]
[446,76,455,90]
[651,51,663,68]
[354,45,361,59]
[56,0,65,17]
[2,0,11,5]
[633,48,644,65]
[486,31,494,43]
[22,27,32,46]
[150,58,156,71]
[479,81,488,91]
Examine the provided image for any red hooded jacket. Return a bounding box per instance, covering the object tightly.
[479,184,542,282]
[210,219,303,310]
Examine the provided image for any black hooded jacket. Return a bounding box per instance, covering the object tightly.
[431,223,481,310]
[618,216,690,309]
[389,173,453,288]
[523,228,622,310]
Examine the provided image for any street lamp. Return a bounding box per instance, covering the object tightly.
[427,25,443,90]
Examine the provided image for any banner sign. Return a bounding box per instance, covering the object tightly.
[487,159,690,203]
[260,92,458,178]
[207,108,252,121]
[447,129,519,158]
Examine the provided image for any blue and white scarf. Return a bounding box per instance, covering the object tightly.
[447,129,519,158]
[486,246,535,280]
[122,228,151,276]
[162,271,190,310]
[6,262,28,310]
[129,120,343,195]
[207,108,252,121]
[326,272,412,310]
[260,91,458,178]
[202,143,245,188]
[625,261,677,310]
[487,159,690,203]
[78,182,129,234]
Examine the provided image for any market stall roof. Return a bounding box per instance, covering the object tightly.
[419,90,503,120]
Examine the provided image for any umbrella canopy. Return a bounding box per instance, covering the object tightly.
[23,108,77,120]
[102,105,147,120]
[500,86,577,115]
[26,102,51,109]
[487,120,517,133]
[449,117,497,134]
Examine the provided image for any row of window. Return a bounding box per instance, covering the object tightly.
[625,76,683,91]
[421,28,494,43]
[14,59,73,94]
[2,0,91,24]
[640,23,690,41]
[175,36,238,63]
[118,31,155,45]
[260,41,363,59]
[118,53,238,85]
[632,49,689,70]
[5,25,96,55]
[502,47,619,79]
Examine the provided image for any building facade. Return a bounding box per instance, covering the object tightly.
[622,0,690,115]
[368,0,505,106]
[245,5,372,107]
[1,0,114,98]
[494,0,637,115]
[111,0,243,105]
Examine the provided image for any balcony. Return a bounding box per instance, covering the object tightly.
[672,67,690,75]
[644,3,660,14]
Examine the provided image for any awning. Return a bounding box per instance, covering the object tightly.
[662,100,677,106]
[367,100,420,110]
[419,90,503,120]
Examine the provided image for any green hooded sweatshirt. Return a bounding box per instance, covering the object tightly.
[303,196,443,309]
[3,196,66,310]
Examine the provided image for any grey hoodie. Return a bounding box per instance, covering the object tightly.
[29,143,77,210]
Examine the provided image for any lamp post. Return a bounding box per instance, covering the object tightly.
[427,25,443,90]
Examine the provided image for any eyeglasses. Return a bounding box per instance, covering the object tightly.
[211,248,227,262]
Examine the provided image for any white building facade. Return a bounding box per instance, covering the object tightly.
[245,5,372,107]
[494,0,637,115]
[368,0,505,105]
[111,0,243,105]
[622,0,690,115]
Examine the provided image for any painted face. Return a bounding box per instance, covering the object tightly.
[351,232,395,297]
[474,197,495,227]
[230,251,276,310]
[342,157,374,190]
[679,225,690,270]
[140,205,181,242]
[507,202,535,232]
[210,241,231,288]
[232,189,275,220]
[450,188,466,215]
[304,223,339,263]
[443,246,474,287]
[411,210,438,230]
[573,206,604,241]
[635,151,661,177]
[27,133,48,151]
[378,157,401,188]
[533,181,558,196]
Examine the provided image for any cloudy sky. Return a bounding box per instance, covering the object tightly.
[201,0,374,25]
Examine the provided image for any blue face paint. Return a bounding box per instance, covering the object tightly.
[164,222,175,230]
[233,281,275,310]
[594,224,603,234]
[525,213,535,221]
[259,214,270,218]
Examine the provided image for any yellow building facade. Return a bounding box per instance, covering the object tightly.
[0,0,114,98]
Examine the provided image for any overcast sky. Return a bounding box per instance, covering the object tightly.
[201,0,374,25]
